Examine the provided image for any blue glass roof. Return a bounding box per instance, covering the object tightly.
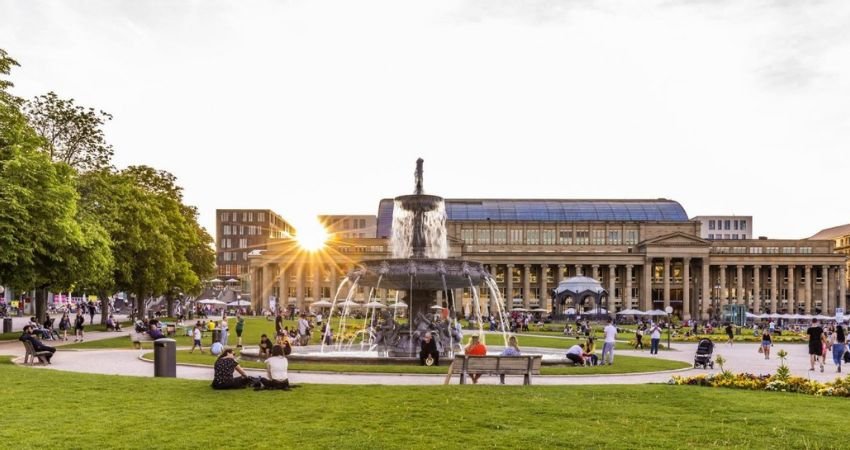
[376,199,689,238]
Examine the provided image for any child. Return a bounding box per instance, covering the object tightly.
[190,324,205,354]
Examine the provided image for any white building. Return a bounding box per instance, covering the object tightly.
[691,216,753,240]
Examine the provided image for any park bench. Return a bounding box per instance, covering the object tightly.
[22,340,51,366]
[129,331,156,349]
[447,355,542,385]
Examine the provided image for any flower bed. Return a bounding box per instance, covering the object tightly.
[670,372,850,397]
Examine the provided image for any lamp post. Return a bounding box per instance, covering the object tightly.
[665,305,673,350]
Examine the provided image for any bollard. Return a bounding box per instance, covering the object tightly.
[153,338,176,377]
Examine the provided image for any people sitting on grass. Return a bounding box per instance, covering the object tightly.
[419,331,439,366]
[583,338,599,366]
[211,348,259,390]
[19,325,56,364]
[465,335,487,384]
[106,315,121,331]
[500,336,521,356]
[257,344,294,390]
[259,334,273,358]
[566,343,584,365]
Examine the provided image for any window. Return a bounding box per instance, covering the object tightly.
[231,212,237,221]
[724,234,730,239]
[732,234,739,240]
[248,212,254,222]
[625,230,639,245]
[527,229,539,245]
[493,229,507,244]
[461,229,474,243]
[343,219,350,230]
[781,247,796,254]
[724,220,731,230]
[509,229,523,244]
[732,247,746,253]
[749,247,763,254]
[734,220,739,230]
[708,234,714,240]
[359,219,366,228]
[740,220,747,230]
[476,229,490,245]
[542,229,556,245]
[765,247,779,254]
[709,220,715,230]
[799,247,812,254]
[575,230,589,245]
[591,230,605,245]
[220,212,228,221]
[608,230,621,245]
[559,230,573,245]
[714,247,730,254]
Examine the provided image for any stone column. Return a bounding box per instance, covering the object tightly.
[642,260,652,311]
[770,265,778,313]
[329,267,338,301]
[753,265,761,313]
[556,264,565,285]
[719,265,727,308]
[296,264,305,311]
[701,261,710,320]
[608,265,617,313]
[822,265,830,314]
[313,264,322,302]
[506,264,514,311]
[279,266,289,309]
[625,264,634,311]
[540,264,549,311]
[261,264,273,312]
[663,257,671,310]
[523,264,532,309]
[804,265,812,315]
[787,265,795,313]
[575,264,583,277]
[736,265,744,305]
[683,257,691,320]
[840,266,847,311]
[252,266,262,312]
[592,264,599,281]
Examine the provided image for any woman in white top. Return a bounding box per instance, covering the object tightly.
[259,344,291,390]
[650,323,662,355]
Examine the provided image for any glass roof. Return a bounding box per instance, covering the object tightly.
[376,199,689,238]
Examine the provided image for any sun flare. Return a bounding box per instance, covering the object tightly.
[295,220,328,251]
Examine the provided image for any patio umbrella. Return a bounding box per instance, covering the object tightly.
[226,300,251,307]
[512,307,529,312]
[363,301,386,309]
[338,300,361,308]
[389,301,408,309]
[198,299,226,305]
[311,300,333,308]
[617,308,646,315]
[430,305,445,310]
[209,278,223,283]
[564,308,576,315]
[225,278,239,283]
[585,308,608,314]
[531,308,549,313]
[646,309,669,316]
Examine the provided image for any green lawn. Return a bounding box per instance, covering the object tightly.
[0,356,847,449]
[142,351,689,375]
[470,334,648,351]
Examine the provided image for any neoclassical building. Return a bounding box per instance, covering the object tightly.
[249,199,847,320]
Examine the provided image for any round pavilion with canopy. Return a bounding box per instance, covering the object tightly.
[551,276,609,318]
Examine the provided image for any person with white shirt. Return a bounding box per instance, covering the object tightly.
[565,343,585,365]
[650,323,663,355]
[259,344,291,390]
[602,318,617,365]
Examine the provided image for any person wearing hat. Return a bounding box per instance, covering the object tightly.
[465,335,487,384]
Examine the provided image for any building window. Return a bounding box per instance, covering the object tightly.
[732,247,746,253]
[231,212,237,221]
[709,220,715,230]
[242,212,248,222]
[359,219,366,228]
[781,247,796,254]
[749,247,763,254]
[740,220,747,230]
[799,247,812,254]
[559,230,573,245]
[575,230,589,245]
[220,212,228,222]
[714,247,730,254]
[732,234,738,240]
[258,212,265,222]
[239,238,247,248]
[608,230,621,245]
[527,230,539,245]
[343,219,349,230]
[724,234,730,239]
[765,247,779,254]
[708,234,714,240]
[734,220,739,230]
[493,229,507,244]
[542,229,556,245]
[510,229,523,244]
[591,230,605,245]
[625,230,639,245]
[248,212,254,222]
[461,229,473,243]
[477,229,490,245]
[724,220,730,230]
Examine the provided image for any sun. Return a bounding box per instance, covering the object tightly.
[295,220,328,251]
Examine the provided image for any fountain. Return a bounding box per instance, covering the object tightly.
[322,158,512,358]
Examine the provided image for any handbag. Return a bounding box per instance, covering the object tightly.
[758,345,763,354]
[425,355,434,366]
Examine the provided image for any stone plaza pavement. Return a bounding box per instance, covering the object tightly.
[2,330,846,385]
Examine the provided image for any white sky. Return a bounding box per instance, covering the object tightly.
[1,0,849,239]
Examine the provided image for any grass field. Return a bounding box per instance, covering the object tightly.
[140,351,690,375]
[0,356,847,449]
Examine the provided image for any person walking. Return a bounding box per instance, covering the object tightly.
[220,313,229,347]
[806,318,826,372]
[649,323,662,355]
[88,300,96,325]
[760,329,772,360]
[190,323,205,354]
[725,323,734,347]
[235,314,245,348]
[635,326,644,350]
[58,312,71,341]
[602,318,617,365]
[74,311,85,342]
[829,324,846,373]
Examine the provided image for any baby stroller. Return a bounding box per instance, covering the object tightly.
[694,338,714,369]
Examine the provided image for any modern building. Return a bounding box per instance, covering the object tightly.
[692,215,753,240]
[319,214,377,239]
[249,199,847,319]
[215,209,294,281]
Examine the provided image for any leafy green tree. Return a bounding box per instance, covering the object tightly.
[24,91,114,171]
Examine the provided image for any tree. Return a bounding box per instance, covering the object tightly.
[24,91,114,171]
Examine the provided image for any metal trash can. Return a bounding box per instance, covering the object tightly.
[153,338,176,378]
[211,329,221,345]
[2,318,11,333]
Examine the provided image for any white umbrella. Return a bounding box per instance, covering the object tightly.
[564,308,577,314]
[226,300,250,307]
[198,299,226,305]
[209,278,223,283]
[311,300,333,308]
[585,308,608,314]
[617,308,646,315]
[389,301,408,309]
[531,308,549,313]
[745,312,758,319]
[226,278,239,283]
[430,305,445,310]
[512,307,529,312]
[338,300,361,308]
[364,301,386,309]
[815,314,833,321]
[646,309,669,316]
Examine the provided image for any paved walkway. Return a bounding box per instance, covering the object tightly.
[5,336,844,385]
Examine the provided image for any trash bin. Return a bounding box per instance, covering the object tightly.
[2,318,11,333]
[211,329,221,345]
[153,338,176,378]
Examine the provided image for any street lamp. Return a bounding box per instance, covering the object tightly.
[665,305,673,350]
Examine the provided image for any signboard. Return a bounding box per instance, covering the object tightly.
[836,308,844,323]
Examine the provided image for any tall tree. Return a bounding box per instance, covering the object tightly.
[24,91,114,171]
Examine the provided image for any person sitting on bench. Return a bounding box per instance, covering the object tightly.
[106,315,122,331]
[19,325,56,364]
[148,320,165,340]
[465,335,488,384]
[419,331,439,366]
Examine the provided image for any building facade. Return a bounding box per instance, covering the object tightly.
[216,209,294,280]
[249,199,847,319]
[692,215,753,240]
[810,224,850,290]
[319,214,377,239]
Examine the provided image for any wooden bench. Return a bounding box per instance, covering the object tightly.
[448,355,542,385]
[130,331,156,349]
[22,340,52,366]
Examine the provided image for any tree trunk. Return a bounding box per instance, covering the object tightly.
[35,288,47,323]
[166,296,174,319]
[100,294,109,325]
[136,293,146,319]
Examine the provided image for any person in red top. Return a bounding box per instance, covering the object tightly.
[465,335,488,384]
